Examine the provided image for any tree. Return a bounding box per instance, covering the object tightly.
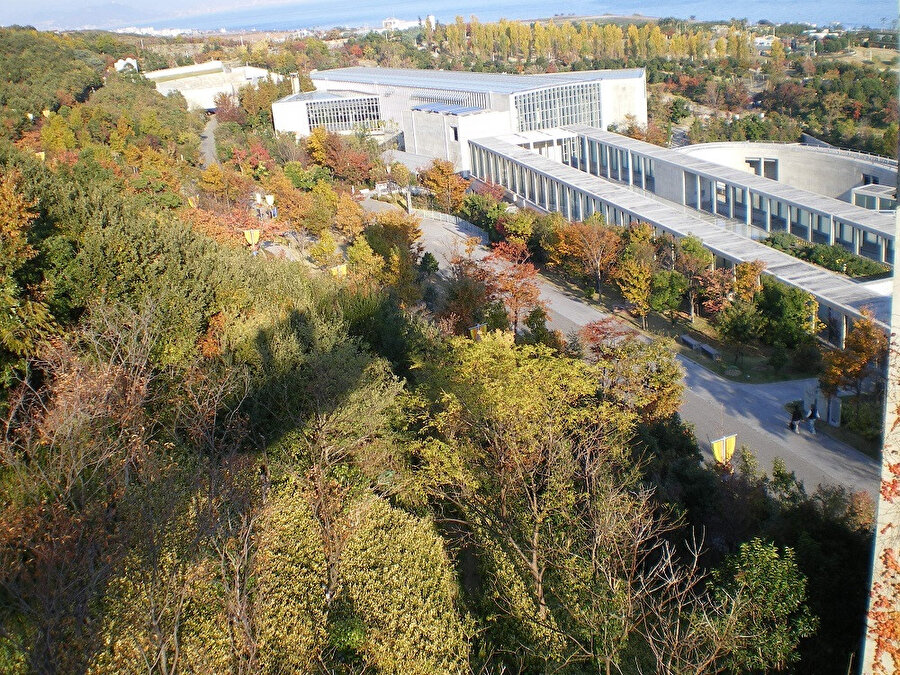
[616,258,653,329]
[820,308,887,402]
[717,300,762,364]
[0,170,52,384]
[334,193,366,239]
[711,539,818,672]
[309,231,338,266]
[650,270,688,324]
[555,215,622,293]
[419,159,469,213]
[676,236,714,322]
[306,126,328,165]
[480,241,544,334]
[734,260,766,302]
[346,237,384,289]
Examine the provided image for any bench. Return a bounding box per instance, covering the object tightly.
[700,344,721,361]
[680,334,702,351]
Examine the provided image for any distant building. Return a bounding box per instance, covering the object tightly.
[144,60,280,111]
[276,66,647,170]
[753,35,778,53]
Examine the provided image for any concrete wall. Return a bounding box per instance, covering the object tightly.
[404,109,511,171]
[272,99,310,136]
[600,74,648,129]
[677,142,897,202]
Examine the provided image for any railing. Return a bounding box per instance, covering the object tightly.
[410,209,484,238]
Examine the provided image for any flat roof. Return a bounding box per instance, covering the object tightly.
[564,125,897,240]
[311,66,645,96]
[471,135,891,328]
[274,90,377,104]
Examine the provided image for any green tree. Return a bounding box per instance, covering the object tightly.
[650,269,688,324]
[712,539,818,672]
[717,300,762,364]
[676,235,714,322]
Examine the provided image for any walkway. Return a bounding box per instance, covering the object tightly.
[200,114,219,169]
[393,201,879,496]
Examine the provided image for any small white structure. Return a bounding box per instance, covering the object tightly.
[114,57,138,72]
[403,104,510,172]
[144,60,281,111]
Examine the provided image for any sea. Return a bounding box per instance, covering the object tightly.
[151,0,898,33]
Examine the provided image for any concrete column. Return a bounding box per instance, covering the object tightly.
[828,215,835,245]
[627,152,634,186]
[744,188,751,225]
[853,227,861,255]
[681,171,687,206]
[695,174,701,210]
[711,180,717,216]
[806,210,813,242]
[728,185,734,219]
[765,198,772,231]
[883,237,890,264]
[640,156,646,189]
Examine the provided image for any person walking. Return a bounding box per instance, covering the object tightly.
[806,403,819,434]
[790,405,804,433]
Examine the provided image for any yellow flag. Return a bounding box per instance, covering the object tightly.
[712,434,736,464]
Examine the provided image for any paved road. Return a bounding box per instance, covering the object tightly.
[200,114,219,169]
[389,202,880,495]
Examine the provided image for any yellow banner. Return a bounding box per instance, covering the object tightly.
[243,229,261,246]
[712,434,736,464]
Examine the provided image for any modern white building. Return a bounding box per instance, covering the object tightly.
[144,60,280,111]
[273,91,383,136]
[468,128,897,345]
[271,66,648,171]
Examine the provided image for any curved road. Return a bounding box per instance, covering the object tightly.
[387,201,879,495]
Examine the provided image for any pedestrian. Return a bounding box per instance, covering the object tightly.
[790,405,803,433]
[807,403,819,434]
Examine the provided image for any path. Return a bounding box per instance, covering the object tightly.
[365,199,880,495]
[200,114,219,169]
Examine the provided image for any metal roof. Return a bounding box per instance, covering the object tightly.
[310,66,645,96]
[411,102,484,115]
[274,90,376,104]
[564,125,897,240]
[471,135,891,328]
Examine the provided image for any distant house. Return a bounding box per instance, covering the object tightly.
[114,57,138,72]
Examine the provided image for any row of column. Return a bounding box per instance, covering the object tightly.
[568,134,892,265]
[472,143,866,348]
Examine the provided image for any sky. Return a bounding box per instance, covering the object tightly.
[0,0,294,30]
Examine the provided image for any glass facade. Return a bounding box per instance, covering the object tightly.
[307,96,382,133]
[513,83,603,132]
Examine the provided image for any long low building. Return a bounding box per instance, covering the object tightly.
[469,133,891,345]
[561,125,897,264]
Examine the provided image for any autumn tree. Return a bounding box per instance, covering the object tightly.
[616,257,653,329]
[555,214,622,292]
[717,300,762,364]
[820,308,887,403]
[334,193,366,239]
[734,260,766,302]
[419,159,470,213]
[676,235,714,322]
[0,169,52,384]
[481,241,544,334]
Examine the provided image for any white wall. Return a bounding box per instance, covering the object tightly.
[678,142,897,202]
[404,109,512,171]
[272,99,310,136]
[599,74,648,129]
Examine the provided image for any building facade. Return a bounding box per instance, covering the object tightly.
[272,66,648,170]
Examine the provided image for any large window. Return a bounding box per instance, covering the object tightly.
[307,97,382,132]
[513,83,603,132]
